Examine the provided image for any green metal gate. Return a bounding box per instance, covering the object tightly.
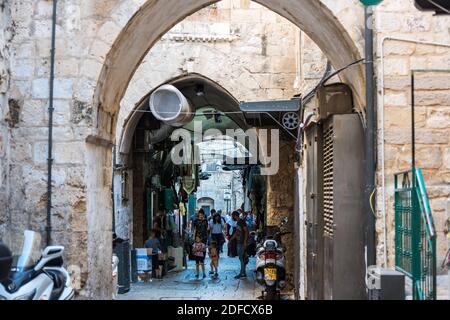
[394,168,436,300]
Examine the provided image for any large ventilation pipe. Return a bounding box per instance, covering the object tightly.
[149,84,195,127]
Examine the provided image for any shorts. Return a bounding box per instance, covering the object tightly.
[194,256,205,264]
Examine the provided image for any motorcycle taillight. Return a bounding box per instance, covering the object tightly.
[265,252,277,260]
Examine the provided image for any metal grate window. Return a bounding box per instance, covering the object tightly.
[323,125,334,236]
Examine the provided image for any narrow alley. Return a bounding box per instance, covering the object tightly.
[118,253,263,300]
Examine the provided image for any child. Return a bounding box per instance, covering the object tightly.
[208,241,219,278]
[192,235,206,279]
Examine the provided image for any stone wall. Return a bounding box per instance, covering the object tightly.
[374,1,450,265]
[266,140,297,289]
[117,1,300,140]
[114,2,300,252]
[196,168,244,213]
[4,0,449,299]
[0,1,11,238]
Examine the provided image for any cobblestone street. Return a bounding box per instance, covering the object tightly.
[118,254,261,300]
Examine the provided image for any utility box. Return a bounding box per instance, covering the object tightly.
[367,267,405,300]
[316,84,354,121]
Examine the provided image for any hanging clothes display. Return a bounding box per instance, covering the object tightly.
[182,176,196,194]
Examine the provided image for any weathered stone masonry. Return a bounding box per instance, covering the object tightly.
[0,0,448,299]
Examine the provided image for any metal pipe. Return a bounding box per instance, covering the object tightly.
[364,5,376,268]
[46,0,58,246]
[380,36,450,267]
[411,73,416,173]
[112,144,116,233]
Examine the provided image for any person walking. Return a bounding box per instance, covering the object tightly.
[144,229,162,280]
[192,235,206,279]
[208,241,220,278]
[208,209,216,222]
[229,211,249,279]
[193,209,209,245]
[209,213,225,255]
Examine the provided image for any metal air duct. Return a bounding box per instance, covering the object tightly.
[149,84,194,127]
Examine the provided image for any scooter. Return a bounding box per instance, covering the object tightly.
[0,230,74,300]
[112,253,119,299]
[254,217,290,300]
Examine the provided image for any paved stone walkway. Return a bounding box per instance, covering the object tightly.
[117,253,262,300]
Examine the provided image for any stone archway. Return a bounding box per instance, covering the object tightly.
[93,0,364,138]
[118,73,246,158]
[84,0,365,299]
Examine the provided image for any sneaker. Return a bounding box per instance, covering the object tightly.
[195,274,199,279]
[209,271,214,275]
[202,274,206,279]
[234,274,241,279]
[239,274,247,279]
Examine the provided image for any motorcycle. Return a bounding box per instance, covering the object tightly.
[0,230,74,300]
[254,217,290,300]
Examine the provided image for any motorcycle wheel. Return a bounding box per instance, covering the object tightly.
[265,286,277,300]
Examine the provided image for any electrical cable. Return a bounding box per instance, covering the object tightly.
[369,188,377,219]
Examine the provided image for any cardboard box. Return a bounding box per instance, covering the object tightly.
[136,248,151,271]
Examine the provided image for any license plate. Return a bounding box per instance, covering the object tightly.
[264,268,277,281]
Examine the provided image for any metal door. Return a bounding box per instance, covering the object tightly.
[322,114,366,300]
[322,122,334,299]
[305,124,324,299]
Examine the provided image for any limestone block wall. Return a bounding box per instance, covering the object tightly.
[196,170,244,213]
[0,1,11,237]
[374,1,450,265]
[0,0,372,298]
[266,141,297,289]
[114,2,300,253]
[299,33,328,94]
[117,1,300,140]
[4,0,117,298]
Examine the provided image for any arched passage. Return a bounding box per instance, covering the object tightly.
[86,0,365,299]
[119,73,246,159]
[115,72,257,253]
[93,0,364,139]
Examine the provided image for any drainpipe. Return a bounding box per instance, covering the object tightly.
[46,0,57,246]
[364,5,377,268]
[112,144,116,234]
[380,37,450,267]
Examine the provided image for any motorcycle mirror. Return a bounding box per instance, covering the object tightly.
[34,246,64,271]
[0,242,12,281]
